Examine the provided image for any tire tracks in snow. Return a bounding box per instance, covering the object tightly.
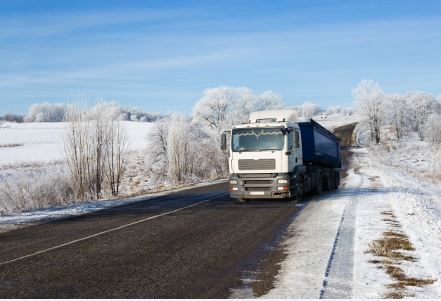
[320,149,364,298]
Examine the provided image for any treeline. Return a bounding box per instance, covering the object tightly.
[353,80,441,145]
[0,102,164,123]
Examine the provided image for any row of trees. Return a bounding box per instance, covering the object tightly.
[18,102,163,123]
[353,80,441,144]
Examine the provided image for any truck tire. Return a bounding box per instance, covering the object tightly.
[330,173,336,190]
[295,179,304,202]
[332,173,338,190]
[313,175,322,194]
[323,175,332,191]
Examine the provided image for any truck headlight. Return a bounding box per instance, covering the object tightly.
[230,180,238,185]
[278,179,288,184]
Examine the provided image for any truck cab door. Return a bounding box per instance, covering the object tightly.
[288,129,302,170]
[293,129,302,165]
[287,130,296,170]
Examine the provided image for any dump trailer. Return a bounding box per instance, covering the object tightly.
[221,110,341,202]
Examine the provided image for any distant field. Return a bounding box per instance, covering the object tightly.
[0,121,153,166]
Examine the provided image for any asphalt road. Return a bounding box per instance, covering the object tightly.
[0,182,302,298]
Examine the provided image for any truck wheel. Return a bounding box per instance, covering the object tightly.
[295,180,304,202]
[330,173,336,190]
[313,176,322,194]
[323,176,332,191]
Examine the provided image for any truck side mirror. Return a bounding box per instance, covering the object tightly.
[221,133,227,150]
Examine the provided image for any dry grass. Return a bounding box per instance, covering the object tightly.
[0,143,23,148]
[366,210,436,298]
[384,291,406,299]
[367,233,416,262]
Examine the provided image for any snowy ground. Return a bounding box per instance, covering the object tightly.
[0,121,153,166]
[258,147,441,298]
[371,133,441,185]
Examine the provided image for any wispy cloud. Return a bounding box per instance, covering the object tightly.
[0,48,250,87]
[0,8,192,39]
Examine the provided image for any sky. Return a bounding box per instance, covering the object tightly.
[1,0,441,115]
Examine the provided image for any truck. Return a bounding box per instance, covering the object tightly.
[221,110,341,202]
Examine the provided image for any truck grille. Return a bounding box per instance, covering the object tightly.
[238,159,276,170]
[244,180,273,185]
[247,187,271,192]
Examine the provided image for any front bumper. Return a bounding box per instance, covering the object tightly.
[229,173,292,199]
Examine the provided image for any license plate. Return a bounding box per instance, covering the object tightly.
[250,191,265,195]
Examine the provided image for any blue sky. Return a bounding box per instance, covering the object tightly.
[1,0,441,115]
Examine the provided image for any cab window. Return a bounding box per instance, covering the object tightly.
[288,130,294,149]
[294,130,300,148]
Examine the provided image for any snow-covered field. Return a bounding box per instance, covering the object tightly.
[259,147,441,298]
[0,121,155,216]
[0,121,153,166]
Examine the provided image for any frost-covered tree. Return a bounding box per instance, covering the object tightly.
[192,86,235,130]
[193,86,285,131]
[2,113,23,123]
[255,91,284,111]
[353,80,384,143]
[383,93,409,140]
[166,115,192,184]
[405,91,437,140]
[64,102,127,199]
[299,101,320,119]
[25,102,68,122]
[146,118,169,181]
[105,114,127,196]
[424,113,441,144]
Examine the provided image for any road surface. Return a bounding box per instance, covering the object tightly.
[0,182,302,298]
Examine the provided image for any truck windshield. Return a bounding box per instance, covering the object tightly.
[232,128,284,152]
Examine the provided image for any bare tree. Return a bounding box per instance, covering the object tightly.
[299,101,320,119]
[193,87,234,130]
[425,113,441,144]
[146,118,169,180]
[384,93,408,140]
[256,90,284,111]
[64,104,95,200]
[167,115,191,184]
[64,102,128,200]
[405,91,437,140]
[105,117,127,196]
[353,80,384,143]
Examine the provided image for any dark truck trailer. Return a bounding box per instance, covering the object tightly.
[298,119,341,194]
[298,120,341,168]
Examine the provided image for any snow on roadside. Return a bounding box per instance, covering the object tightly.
[367,150,441,297]
[352,147,440,298]
[261,183,357,298]
[0,179,226,234]
[262,147,441,298]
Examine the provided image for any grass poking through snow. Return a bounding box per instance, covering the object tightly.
[366,210,436,298]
